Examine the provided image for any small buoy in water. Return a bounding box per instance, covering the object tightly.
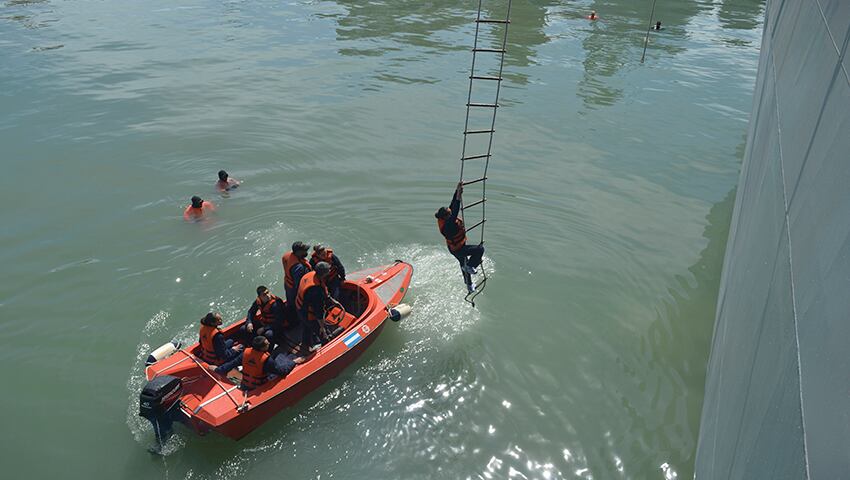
[146,340,182,366]
[389,303,413,322]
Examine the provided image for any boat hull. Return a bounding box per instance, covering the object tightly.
[216,321,385,439]
[141,261,412,441]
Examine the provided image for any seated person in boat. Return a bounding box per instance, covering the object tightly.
[281,241,312,315]
[183,195,215,221]
[435,182,484,292]
[214,336,294,389]
[198,312,243,365]
[216,170,240,192]
[244,286,287,341]
[310,244,346,299]
[296,262,343,353]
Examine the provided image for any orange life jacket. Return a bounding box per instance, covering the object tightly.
[310,249,339,279]
[438,217,467,252]
[325,304,346,325]
[183,201,215,221]
[296,271,328,321]
[198,324,221,364]
[282,251,312,290]
[241,347,270,389]
[254,294,281,326]
[183,205,202,220]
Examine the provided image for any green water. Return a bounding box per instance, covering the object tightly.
[1,0,763,478]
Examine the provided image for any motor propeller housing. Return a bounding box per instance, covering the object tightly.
[139,375,183,447]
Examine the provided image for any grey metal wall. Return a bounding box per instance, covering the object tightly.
[695,0,850,478]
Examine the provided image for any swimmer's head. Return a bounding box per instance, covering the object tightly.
[191,196,203,208]
[218,170,228,181]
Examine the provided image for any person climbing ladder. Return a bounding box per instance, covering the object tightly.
[438,0,512,304]
[435,182,485,293]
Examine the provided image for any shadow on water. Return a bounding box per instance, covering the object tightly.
[1,0,54,30]
[332,0,469,55]
[718,0,765,31]
[331,0,555,86]
[576,0,707,110]
[499,0,552,76]
[574,0,763,110]
[615,187,735,478]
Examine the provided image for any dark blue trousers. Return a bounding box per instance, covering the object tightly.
[452,244,484,269]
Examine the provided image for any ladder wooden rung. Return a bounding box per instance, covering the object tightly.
[470,75,503,81]
[461,154,491,161]
[475,19,510,24]
[464,129,495,135]
[467,103,499,108]
[465,219,486,232]
[462,177,487,186]
[473,48,506,53]
[462,199,485,210]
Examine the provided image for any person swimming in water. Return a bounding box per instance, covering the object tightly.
[183,195,215,221]
[588,10,598,20]
[216,170,240,192]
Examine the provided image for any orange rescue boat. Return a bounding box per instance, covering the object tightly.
[139,261,413,444]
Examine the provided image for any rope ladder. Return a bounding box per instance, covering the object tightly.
[457,0,513,306]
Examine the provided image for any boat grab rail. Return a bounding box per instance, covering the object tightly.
[180,350,242,411]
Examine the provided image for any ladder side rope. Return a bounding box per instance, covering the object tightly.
[640,0,659,63]
[459,0,485,185]
[480,0,513,245]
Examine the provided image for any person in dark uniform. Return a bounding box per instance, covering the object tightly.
[296,262,342,353]
[435,182,485,292]
[281,241,312,315]
[243,286,287,342]
[214,336,300,388]
[310,244,346,299]
[197,312,243,365]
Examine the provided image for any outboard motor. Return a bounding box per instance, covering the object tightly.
[139,375,183,447]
